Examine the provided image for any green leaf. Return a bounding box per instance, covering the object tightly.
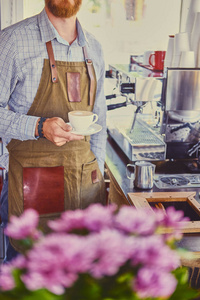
[169,267,200,300]
[20,289,63,300]
[63,274,101,300]
[0,294,16,300]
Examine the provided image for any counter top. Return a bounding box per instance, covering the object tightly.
[106,134,200,199]
[108,63,164,80]
[105,135,200,253]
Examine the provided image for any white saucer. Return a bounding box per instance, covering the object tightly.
[67,123,102,136]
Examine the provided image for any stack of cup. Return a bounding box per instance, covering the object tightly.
[197,39,200,67]
[164,35,174,68]
[179,51,195,68]
[190,11,200,66]
[171,32,190,67]
[185,0,200,34]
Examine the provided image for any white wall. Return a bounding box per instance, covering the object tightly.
[0,0,23,30]
[0,0,196,65]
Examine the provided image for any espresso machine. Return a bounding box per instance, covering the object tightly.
[152,67,200,189]
[106,62,200,167]
[161,68,200,168]
[106,61,166,162]
[106,63,200,188]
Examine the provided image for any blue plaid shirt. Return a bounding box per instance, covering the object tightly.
[0,9,107,174]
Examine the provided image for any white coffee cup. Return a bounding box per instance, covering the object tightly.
[143,51,153,65]
[179,51,195,68]
[191,12,200,66]
[164,35,174,68]
[68,111,98,132]
[197,40,200,67]
[174,32,190,55]
[171,54,181,67]
[185,0,200,34]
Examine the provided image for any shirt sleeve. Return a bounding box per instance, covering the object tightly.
[0,30,39,144]
[90,45,107,176]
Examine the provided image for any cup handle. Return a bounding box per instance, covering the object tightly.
[126,164,135,180]
[92,114,98,124]
[149,54,155,67]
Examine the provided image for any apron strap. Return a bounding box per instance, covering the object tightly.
[83,46,95,106]
[46,41,95,106]
[46,41,58,83]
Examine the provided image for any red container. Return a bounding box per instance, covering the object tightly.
[149,51,166,70]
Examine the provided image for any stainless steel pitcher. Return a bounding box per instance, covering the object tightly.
[127,161,156,189]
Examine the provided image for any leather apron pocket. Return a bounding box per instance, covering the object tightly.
[80,158,106,209]
[66,72,81,102]
[23,166,64,215]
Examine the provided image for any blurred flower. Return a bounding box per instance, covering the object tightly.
[0,204,198,300]
[5,208,40,240]
[156,206,189,229]
[129,235,180,271]
[89,229,130,278]
[155,206,190,241]
[133,267,177,298]
[114,206,157,235]
[48,203,115,233]
[0,264,15,291]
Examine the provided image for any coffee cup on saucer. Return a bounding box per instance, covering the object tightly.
[68,111,98,132]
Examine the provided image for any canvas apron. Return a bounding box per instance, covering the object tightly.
[7,42,106,252]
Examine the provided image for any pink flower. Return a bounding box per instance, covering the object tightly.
[89,229,130,278]
[12,254,27,269]
[155,206,188,241]
[83,203,116,231]
[130,235,180,271]
[134,267,177,298]
[0,264,16,291]
[114,206,157,235]
[156,206,189,229]
[48,209,85,232]
[48,203,116,233]
[20,233,95,293]
[5,209,40,240]
[1,204,185,299]
[21,270,77,295]
[0,255,27,291]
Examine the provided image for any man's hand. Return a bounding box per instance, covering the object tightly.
[36,117,84,146]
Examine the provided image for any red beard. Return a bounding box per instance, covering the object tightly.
[45,0,82,18]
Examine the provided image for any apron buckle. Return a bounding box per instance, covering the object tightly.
[85,59,93,65]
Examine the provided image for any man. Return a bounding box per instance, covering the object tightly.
[0,0,107,261]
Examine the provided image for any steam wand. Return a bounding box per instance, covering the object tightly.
[171,123,200,165]
[129,105,145,133]
[170,122,193,133]
[187,141,200,171]
[106,93,133,110]
[187,141,200,157]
